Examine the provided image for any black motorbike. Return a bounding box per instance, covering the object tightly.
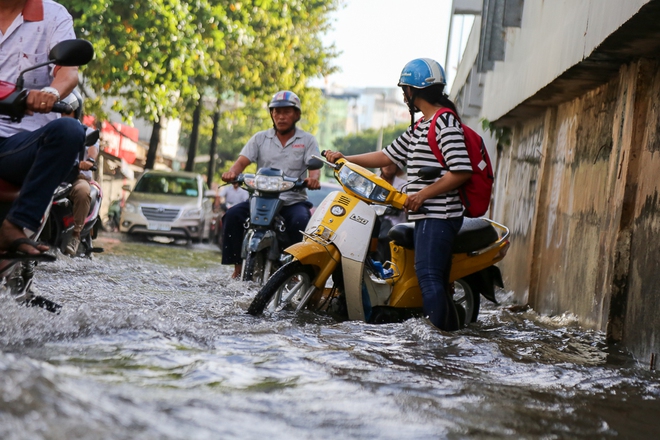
[0,39,94,312]
[235,158,323,284]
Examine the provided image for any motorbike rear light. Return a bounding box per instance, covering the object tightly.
[497,240,510,259]
[63,215,75,229]
[0,81,17,100]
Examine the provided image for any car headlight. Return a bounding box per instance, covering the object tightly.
[124,202,137,213]
[183,208,202,218]
[244,175,295,192]
[338,166,390,202]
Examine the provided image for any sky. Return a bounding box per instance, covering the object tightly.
[315,0,458,90]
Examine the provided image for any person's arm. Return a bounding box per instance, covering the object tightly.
[87,144,99,161]
[26,66,79,113]
[324,150,393,169]
[304,169,321,190]
[222,156,251,182]
[78,144,99,171]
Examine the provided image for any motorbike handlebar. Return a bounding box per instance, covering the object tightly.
[51,102,73,114]
[408,207,429,215]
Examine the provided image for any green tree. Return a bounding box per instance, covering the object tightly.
[178,0,339,183]
[62,0,215,121]
[63,0,339,173]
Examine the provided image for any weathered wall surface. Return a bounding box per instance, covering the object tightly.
[497,58,660,363]
[620,59,660,362]
[492,117,544,303]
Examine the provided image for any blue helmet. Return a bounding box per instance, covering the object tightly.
[268,90,301,110]
[397,58,446,89]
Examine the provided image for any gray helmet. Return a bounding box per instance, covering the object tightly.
[268,90,301,110]
[61,89,84,120]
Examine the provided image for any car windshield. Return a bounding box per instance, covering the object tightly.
[134,175,199,197]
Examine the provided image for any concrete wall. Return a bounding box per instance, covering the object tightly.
[482,0,650,122]
[496,58,660,363]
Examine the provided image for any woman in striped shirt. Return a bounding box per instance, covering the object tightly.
[324,58,472,331]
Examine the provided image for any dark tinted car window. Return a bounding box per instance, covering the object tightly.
[134,175,198,197]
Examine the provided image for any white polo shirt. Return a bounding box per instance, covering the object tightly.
[0,0,76,138]
[239,127,321,205]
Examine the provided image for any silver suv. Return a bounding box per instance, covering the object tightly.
[120,170,214,242]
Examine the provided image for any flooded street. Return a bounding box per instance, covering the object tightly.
[1,233,659,439]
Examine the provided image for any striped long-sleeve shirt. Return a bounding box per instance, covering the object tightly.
[383,111,472,220]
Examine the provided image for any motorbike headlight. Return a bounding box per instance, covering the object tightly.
[245,175,295,192]
[124,202,137,213]
[183,208,202,218]
[338,166,390,203]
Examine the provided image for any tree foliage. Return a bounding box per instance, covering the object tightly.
[61,0,223,122]
[61,0,340,176]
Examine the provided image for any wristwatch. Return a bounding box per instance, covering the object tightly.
[40,86,60,100]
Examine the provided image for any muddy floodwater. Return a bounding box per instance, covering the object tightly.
[1,233,659,439]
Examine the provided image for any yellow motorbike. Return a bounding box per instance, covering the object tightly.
[247,155,510,326]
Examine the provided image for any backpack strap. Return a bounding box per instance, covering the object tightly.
[426,108,454,169]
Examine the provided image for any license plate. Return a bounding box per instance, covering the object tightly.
[148,222,171,231]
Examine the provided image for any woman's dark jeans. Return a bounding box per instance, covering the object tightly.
[414,216,464,331]
[0,118,85,231]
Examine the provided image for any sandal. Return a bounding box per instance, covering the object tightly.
[0,237,57,262]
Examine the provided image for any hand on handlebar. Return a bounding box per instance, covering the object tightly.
[304,177,321,190]
[78,160,95,171]
[26,90,59,115]
[322,150,345,164]
[221,171,238,183]
[404,191,428,213]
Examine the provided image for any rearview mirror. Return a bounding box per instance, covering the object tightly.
[122,184,132,192]
[16,39,94,89]
[306,157,324,171]
[49,39,94,66]
[85,129,100,147]
[418,166,443,180]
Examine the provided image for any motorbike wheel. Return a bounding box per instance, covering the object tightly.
[247,260,316,316]
[242,250,277,285]
[453,278,480,325]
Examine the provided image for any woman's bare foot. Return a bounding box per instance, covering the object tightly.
[0,220,49,255]
[231,264,242,279]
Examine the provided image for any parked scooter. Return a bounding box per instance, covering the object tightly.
[0,39,94,312]
[247,154,509,327]
[234,159,323,284]
[41,132,104,258]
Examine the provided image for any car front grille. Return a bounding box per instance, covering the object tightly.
[141,206,180,222]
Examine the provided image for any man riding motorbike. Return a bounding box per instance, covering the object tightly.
[221,90,321,279]
[60,89,99,256]
[0,0,85,261]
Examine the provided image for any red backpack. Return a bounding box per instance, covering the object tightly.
[419,108,494,218]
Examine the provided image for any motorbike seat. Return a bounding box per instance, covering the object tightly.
[0,178,20,203]
[388,218,499,254]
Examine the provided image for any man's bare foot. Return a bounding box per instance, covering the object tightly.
[231,264,242,279]
[0,220,48,255]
